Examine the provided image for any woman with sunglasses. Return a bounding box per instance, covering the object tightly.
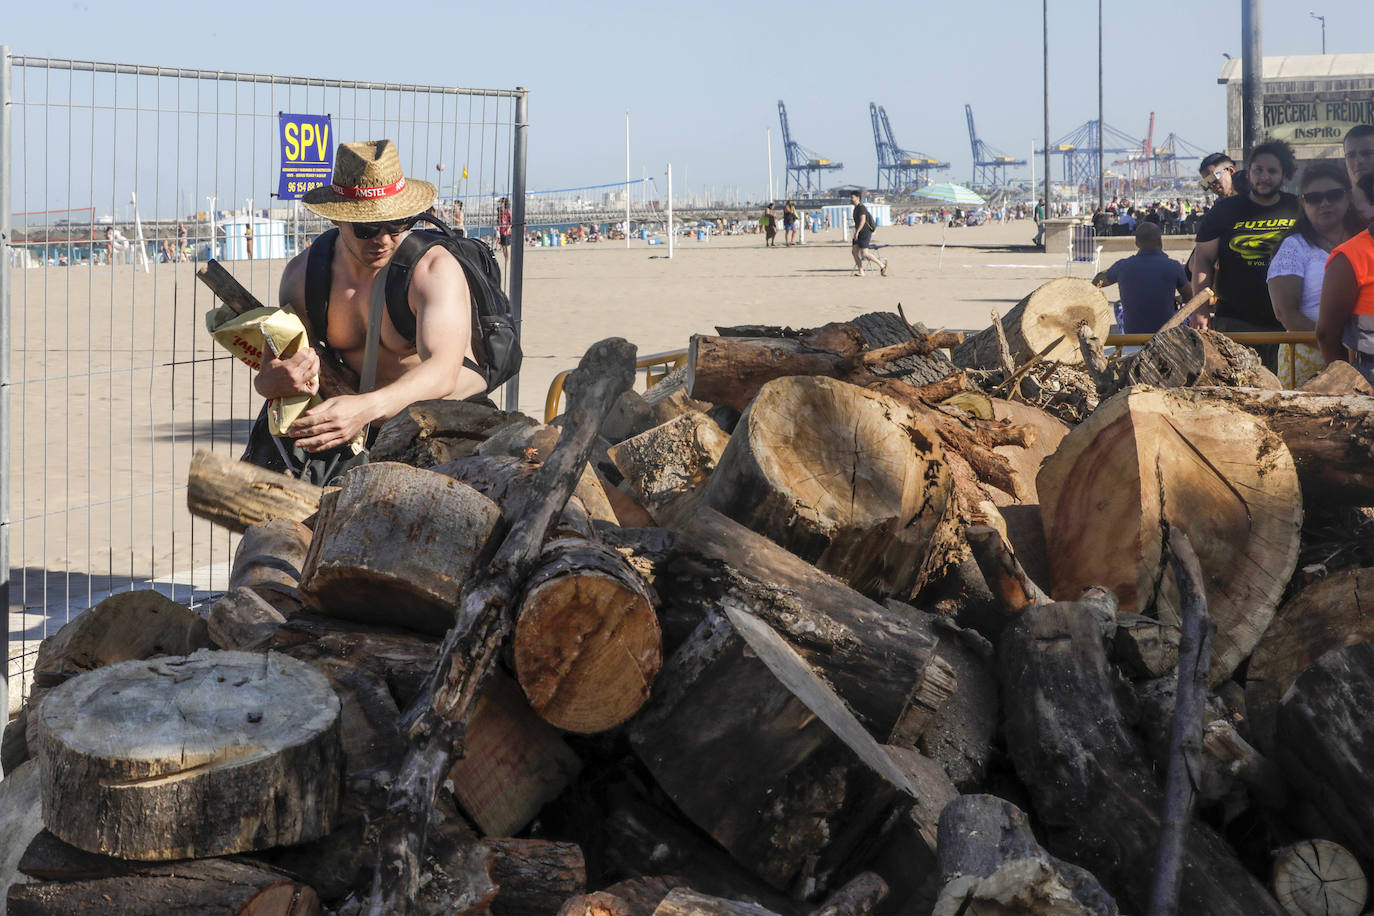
[1318,173,1374,385]
[1267,162,1363,385]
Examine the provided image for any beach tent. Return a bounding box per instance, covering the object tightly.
[219,215,287,261]
[821,203,891,242]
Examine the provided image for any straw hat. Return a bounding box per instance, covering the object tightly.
[302,139,436,222]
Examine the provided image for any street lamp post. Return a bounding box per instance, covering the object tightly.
[1309,11,1326,54]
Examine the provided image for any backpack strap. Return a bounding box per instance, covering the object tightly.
[383,225,485,374]
[304,228,339,345]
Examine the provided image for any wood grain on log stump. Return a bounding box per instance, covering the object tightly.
[33,649,341,860]
[1120,326,1282,389]
[700,375,952,601]
[1245,567,1374,754]
[951,278,1112,369]
[1276,642,1374,862]
[1272,839,1367,916]
[514,538,661,734]
[298,462,501,636]
[187,450,322,534]
[608,412,731,527]
[1037,387,1302,683]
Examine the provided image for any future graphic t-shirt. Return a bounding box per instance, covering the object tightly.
[1196,192,1300,328]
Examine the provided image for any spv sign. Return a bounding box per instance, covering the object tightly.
[277,114,333,200]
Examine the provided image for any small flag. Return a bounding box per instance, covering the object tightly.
[461,167,468,179]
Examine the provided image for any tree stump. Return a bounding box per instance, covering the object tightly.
[951,277,1112,369]
[699,375,953,601]
[513,538,661,734]
[1245,567,1374,754]
[33,650,341,860]
[1272,839,1367,916]
[186,450,322,534]
[1120,326,1283,389]
[298,462,501,636]
[608,412,731,528]
[1037,387,1302,683]
[1276,642,1374,863]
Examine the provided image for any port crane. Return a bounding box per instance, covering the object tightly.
[778,100,843,197]
[965,103,1026,187]
[871,103,949,192]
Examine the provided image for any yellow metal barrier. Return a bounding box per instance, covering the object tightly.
[543,348,689,422]
[541,331,1321,423]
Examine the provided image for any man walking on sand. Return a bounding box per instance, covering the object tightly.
[850,190,887,277]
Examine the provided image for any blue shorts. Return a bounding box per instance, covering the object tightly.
[853,230,875,249]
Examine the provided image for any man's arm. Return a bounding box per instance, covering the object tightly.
[1316,253,1358,364]
[1189,239,1220,300]
[255,253,321,399]
[289,249,475,452]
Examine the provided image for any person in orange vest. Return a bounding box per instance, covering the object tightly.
[1317,172,1374,386]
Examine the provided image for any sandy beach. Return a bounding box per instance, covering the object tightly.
[7,216,1140,707]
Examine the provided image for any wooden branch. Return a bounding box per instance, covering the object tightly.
[186,449,322,534]
[363,338,636,916]
[1148,527,1215,916]
[842,330,964,373]
[965,525,1051,616]
[1157,287,1215,334]
[992,334,1066,397]
[195,258,360,398]
[1076,323,1116,399]
[990,309,1016,377]
[807,872,889,916]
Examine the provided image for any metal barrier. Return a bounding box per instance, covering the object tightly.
[2,49,528,712]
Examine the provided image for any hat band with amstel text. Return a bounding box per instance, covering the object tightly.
[329,176,408,200]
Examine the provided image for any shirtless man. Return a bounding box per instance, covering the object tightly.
[254,139,483,455]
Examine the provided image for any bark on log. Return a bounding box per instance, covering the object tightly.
[989,398,1069,504]
[0,762,44,911]
[662,507,946,743]
[933,794,1119,916]
[1164,387,1374,505]
[434,454,598,541]
[267,613,439,710]
[951,277,1113,369]
[1112,614,1181,680]
[807,873,888,916]
[652,888,783,916]
[513,537,661,734]
[33,650,341,860]
[369,397,537,468]
[302,656,404,778]
[298,462,501,636]
[364,338,636,916]
[1275,642,1374,863]
[1271,839,1367,916]
[9,855,320,916]
[208,586,288,650]
[607,412,731,528]
[478,838,586,916]
[1037,387,1302,683]
[229,518,313,616]
[1120,326,1282,389]
[700,375,953,601]
[1245,567,1374,755]
[187,449,323,534]
[1300,359,1374,395]
[965,525,1050,616]
[861,745,957,910]
[1000,601,1287,915]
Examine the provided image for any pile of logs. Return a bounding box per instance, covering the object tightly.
[6,278,1374,916]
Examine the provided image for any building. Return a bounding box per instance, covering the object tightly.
[1219,54,1374,163]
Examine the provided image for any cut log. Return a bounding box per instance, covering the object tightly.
[1111,613,1181,679]
[8,855,320,916]
[602,389,660,444]
[630,604,916,896]
[952,277,1112,369]
[662,507,946,743]
[608,412,731,528]
[808,872,888,916]
[513,537,661,734]
[1119,325,1283,389]
[1300,359,1374,395]
[480,838,586,916]
[0,762,44,911]
[700,375,953,601]
[933,794,1119,916]
[1000,600,1287,915]
[187,449,322,534]
[1272,839,1367,916]
[652,888,782,916]
[303,656,404,778]
[1037,386,1302,683]
[1164,387,1374,506]
[641,365,714,419]
[267,613,440,709]
[207,585,287,650]
[1244,567,1374,754]
[229,518,313,615]
[903,613,999,790]
[298,462,501,636]
[446,670,582,836]
[434,453,598,540]
[369,397,537,468]
[33,649,341,860]
[1275,642,1374,862]
[860,746,957,911]
[989,398,1069,504]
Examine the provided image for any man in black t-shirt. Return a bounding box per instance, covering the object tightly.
[1191,140,1300,371]
[849,190,887,277]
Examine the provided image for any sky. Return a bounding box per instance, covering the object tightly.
[6,0,1369,202]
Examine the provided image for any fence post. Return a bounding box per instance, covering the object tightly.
[506,87,529,413]
[0,46,12,723]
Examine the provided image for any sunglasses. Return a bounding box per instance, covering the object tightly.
[1301,188,1348,206]
[1199,166,1233,189]
[350,218,413,240]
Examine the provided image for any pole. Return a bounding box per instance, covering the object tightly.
[0,46,12,722]
[1043,0,1052,209]
[130,192,150,272]
[625,109,632,249]
[766,127,774,204]
[1241,0,1263,163]
[1097,0,1104,212]
[507,88,529,412]
[666,163,674,260]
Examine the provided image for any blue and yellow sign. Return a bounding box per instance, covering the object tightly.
[278,114,333,200]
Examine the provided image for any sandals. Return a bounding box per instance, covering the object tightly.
[879,259,889,277]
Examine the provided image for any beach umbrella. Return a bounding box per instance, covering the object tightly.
[912,182,986,207]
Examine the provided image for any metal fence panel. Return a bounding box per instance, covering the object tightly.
[2,49,526,713]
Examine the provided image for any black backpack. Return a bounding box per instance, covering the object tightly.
[305,213,522,392]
